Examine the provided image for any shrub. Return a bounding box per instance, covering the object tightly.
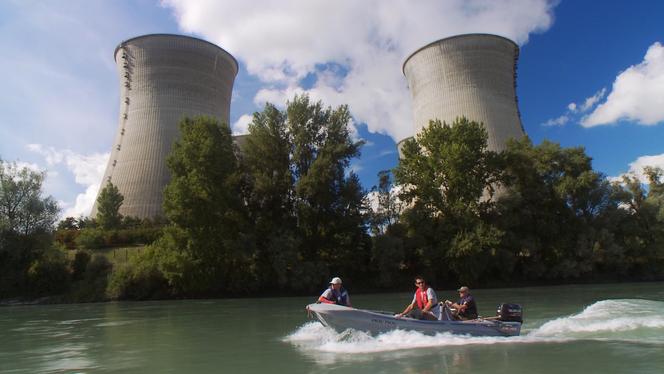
[76,228,105,249]
[55,229,79,249]
[107,247,169,300]
[26,248,70,296]
[71,250,91,281]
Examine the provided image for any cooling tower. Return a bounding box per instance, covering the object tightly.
[91,34,238,219]
[401,34,525,153]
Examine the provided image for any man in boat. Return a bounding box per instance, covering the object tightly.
[395,276,441,320]
[317,277,352,307]
[444,286,478,320]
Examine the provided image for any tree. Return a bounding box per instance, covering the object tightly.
[95,183,124,230]
[393,118,504,284]
[57,216,78,230]
[0,159,59,297]
[240,96,369,291]
[0,160,59,236]
[369,170,401,235]
[159,116,249,295]
[241,103,297,289]
[287,95,369,287]
[497,138,621,279]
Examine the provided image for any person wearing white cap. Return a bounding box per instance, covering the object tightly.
[444,286,478,320]
[317,277,352,307]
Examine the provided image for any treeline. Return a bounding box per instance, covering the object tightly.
[1,95,663,302]
[389,118,664,287]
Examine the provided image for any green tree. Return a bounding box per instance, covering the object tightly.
[369,170,401,235]
[393,118,504,284]
[241,103,298,289]
[287,96,369,288]
[240,96,369,291]
[497,138,621,279]
[159,116,250,295]
[95,183,124,230]
[610,167,664,277]
[0,160,60,297]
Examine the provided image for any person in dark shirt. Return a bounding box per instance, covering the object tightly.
[444,286,478,320]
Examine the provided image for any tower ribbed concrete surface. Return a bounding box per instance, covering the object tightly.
[91,34,238,219]
[401,34,525,152]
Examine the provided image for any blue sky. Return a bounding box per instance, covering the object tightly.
[1,0,663,218]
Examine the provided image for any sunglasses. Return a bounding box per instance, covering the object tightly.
[415,281,424,285]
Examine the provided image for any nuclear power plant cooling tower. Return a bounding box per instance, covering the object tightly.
[400,34,526,153]
[91,34,238,219]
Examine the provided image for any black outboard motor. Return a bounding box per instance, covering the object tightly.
[497,303,523,323]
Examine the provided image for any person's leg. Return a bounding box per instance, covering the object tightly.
[406,309,423,319]
[422,311,438,320]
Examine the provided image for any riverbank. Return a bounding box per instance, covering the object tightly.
[4,277,663,307]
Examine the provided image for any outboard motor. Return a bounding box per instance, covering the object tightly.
[497,303,523,323]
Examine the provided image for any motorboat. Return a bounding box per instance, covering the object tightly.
[306,303,523,337]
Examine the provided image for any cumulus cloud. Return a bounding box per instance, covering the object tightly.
[583,42,664,127]
[163,0,557,141]
[610,153,664,184]
[231,114,253,135]
[27,144,109,218]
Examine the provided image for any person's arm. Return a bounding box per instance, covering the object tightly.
[318,289,335,304]
[445,300,467,311]
[423,289,436,312]
[422,300,433,313]
[396,302,415,318]
[444,299,462,309]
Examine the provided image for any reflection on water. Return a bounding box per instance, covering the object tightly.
[1,282,664,374]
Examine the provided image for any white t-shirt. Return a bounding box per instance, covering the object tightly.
[412,287,441,318]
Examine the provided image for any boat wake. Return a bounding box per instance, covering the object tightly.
[284,299,664,355]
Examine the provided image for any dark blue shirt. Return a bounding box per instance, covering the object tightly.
[458,294,478,318]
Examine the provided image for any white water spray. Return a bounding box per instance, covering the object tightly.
[284,299,664,354]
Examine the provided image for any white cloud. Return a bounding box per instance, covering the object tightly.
[542,88,607,127]
[542,114,569,127]
[610,153,664,184]
[579,88,607,112]
[13,161,43,173]
[231,114,253,135]
[583,42,664,127]
[27,144,109,218]
[163,0,556,141]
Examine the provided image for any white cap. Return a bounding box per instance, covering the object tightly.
[329,277,343,285]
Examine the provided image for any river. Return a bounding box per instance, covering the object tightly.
[1,282,663,373]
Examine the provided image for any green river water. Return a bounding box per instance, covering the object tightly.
[1,282,663,373]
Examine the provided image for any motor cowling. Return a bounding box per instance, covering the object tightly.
[497,303,523,323]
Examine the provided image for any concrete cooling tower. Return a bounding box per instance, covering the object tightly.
[400,34,526,154]
[91,34,238,219]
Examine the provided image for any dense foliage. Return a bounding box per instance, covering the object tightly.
[0,160,61,298]
[379,118,664,287]
[96,183,124,230]
[2,98,664,302]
